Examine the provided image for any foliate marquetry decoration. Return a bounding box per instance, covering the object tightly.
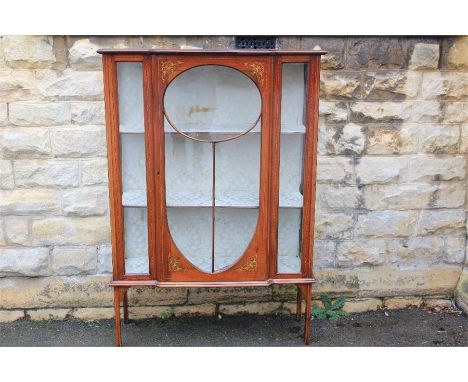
[168,255,185,272]
[238,254,258,271]
[161,61,183,83]
[244,62,264,85]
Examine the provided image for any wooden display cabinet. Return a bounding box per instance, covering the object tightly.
[99,48,326,346]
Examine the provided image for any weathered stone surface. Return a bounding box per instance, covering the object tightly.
[0,70,35,101]
[0,220,5,246]
[36,69,103,100]
[317,156,354,184]
[3,36,56,68]
[418,124,459,153]
[455,271,468,313]
[70,307,114,320]
[446,37,468,70]
[0,128,51,158]
[71,102,105,125]
[417,209,466,235]
[4,217,29,245]
[68,39,102,70]
[51,246,97,276]
[356,211,417,237]
[461,125,468,153]
[219,302,282,315]
[127,287,187,306]
[32,217,110,246]
[14,159,79,188]
[403,155,465,182]
[318,123,365,155]
[0,247,49,276]
[351,102,411,122]
[0,310,25,322]
[384,297,423,309]
[443,236,466,264]
[51,126,106,157]
[336,239,386,267]
[388,236,446,266]
[422,72,468,100]
[97,245,112,274]
[62,187,108,216]
[346,38,408,70]
[301,37,345,69]
[315,212,354,239]
[313,240,336,269]
[343,298,382,313]
[364,71,421,100]
[444,102,468,123]
[27,308,71,321]
[9,102,71,126]
[319,101,348,122]
[124,306,166,320]
[366,124,418,154]
[0,103,7,126]
[356,156,407,184]
[0,189,61,215]
[320,72,361,99]
[363,183,465,210]
[0,160,14,189]
[424,298,453,309]
[173,304,216,316]
[188,287,271,305]
[316,185,360,209]
[80,158,108,186]
[411,101,442,122]
[409,43,440,70]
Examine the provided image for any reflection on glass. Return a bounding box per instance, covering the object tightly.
[117,62,144,133]
[123,207,149,274]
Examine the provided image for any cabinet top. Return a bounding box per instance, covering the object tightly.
[97,48,327,56]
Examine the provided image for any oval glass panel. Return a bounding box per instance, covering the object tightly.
[164,65,261,273]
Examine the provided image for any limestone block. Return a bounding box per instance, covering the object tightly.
[301,37,345,69]
[364,71,421,100]
[317,185,360,209]
[0,128,51,159]
[336,239,387,267]
[409,43,440,70]
[403,155,465,182]
[9,102,71,126]
[188,287,271,305]
[0,70,35,101]
[461,124,468,153]
[71,102,105,125]
[444,102,468,123]
[320,71,361,99]
[51,246,98,275]
[0,247,49,276]
[313,240,336,269]
[71,307,114,320]
[50,126,106,157]
[62,187,108,216]
[14,159,79,188]
[97,245,112,274]
[447,37,468,70]
[422,72,468,100]
[68,39,102,70]
[410,101,442,123]
[80,158,108,186]
[0,189,61,215]
[366,124,418,154]
[443,236,466,264]
[0,160,14,189]
[418,124,459,154]
[127,287,187,306]
[0,220,5,246]
[36,69,103,100]
[319,101,348,122]
[32,217,110,246]
[351,102,411,122]
[363,183,465,210]
[219,302,282,315]
[3,36,56,68]
[417,209,466,235]
[387,236,446,266]
[0,103,7,126]
[346,38,407,70]
[4,217,29,245]
[0,310,25,322]
[125,306,167,320]
[384,297,423,309]
[315,212,354,239]
[27,308,71,321]
[318,123,365,155]
[356,156,407,184]
[173,304,216,316]
[317,156,354,184]
[356,211,417,237]
[343,298,382,313]
[423,298,453,309]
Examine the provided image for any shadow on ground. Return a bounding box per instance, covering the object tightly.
[0,309,466,347]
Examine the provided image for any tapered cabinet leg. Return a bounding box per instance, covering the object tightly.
[114,287,122,347]
[303,284,312,345]
[123,289,129,324]
[295,285,302,321]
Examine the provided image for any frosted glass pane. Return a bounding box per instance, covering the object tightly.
[281,63,307,132]
[278,208,302,273]
[279,134,304,207]
[124,207,149,274]
[214,208,258,271]
[216,134,260,207]
[117,62,144,133]
[167,208,212,272]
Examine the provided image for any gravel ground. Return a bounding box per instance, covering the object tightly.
[0,308,466,347]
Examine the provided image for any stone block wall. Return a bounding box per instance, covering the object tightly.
[0,36,467,321]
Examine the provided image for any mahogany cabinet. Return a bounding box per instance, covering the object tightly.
[99,48,326,346]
